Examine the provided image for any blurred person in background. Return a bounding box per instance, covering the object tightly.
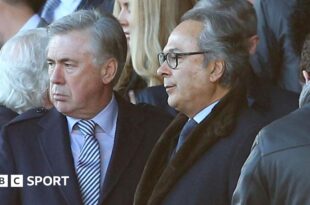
[0,0,46,48]
[40,0,115,24]
[250,0,302,93]
[0,28,52,129]
[113,0,196,116]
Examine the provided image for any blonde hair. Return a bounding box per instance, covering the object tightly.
[114,0,196,87]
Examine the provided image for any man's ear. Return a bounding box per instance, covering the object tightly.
[248,35,259,55]
[100,58,118,84]
[303,70,310,83]
[209,60,225,82]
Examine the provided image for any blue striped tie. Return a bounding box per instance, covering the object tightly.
[77,120,101,205]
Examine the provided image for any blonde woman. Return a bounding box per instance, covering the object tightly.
[114,0,196,115]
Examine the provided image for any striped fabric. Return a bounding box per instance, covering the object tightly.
[40,0,61,23]
[77,120,101,205]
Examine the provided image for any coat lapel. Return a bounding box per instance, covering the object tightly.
[98,97,145,204]
[133,113,187,205]
[37,108,83,205]
[135,87,248,205]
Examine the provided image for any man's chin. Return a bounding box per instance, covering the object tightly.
[167,96,178,110]
[54,103,70,114]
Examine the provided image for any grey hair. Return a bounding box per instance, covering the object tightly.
[0,28,50,114]
[182,2,253,87]
[194,0,257,37]
[47,9,127,85]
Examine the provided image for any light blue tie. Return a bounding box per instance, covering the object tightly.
[176,119,198,151]
[40,0,61,23]
[77,120,101,205]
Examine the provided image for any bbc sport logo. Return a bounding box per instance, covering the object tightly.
[0,175,69,187]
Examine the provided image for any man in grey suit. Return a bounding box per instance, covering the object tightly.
[0,10,171,205]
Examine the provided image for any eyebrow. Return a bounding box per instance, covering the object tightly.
[47,58,77,63]
[164,48,182,53]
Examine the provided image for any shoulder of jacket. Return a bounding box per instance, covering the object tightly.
[8,107,49,125]
[256,106,310,156]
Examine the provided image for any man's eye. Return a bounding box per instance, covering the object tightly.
[47,61,55,67]
[124,2,130,12]
[168,53,177,60]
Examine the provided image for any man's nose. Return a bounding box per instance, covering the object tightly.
[157,62,172,77]
[49,65,65,84]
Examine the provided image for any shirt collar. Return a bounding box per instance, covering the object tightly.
[66,94,118,135]
[193,101,219,123]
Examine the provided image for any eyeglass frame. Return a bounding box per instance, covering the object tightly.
[158,51,209,69]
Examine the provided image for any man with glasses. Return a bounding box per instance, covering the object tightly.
[134,3,265,205]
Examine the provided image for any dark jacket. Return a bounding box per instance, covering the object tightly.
[135,85,178,117]
[77,0,115,13]
[134,87,266,205]
[251,0,301,93]
[0,95,172,205]
[0,106,18,130]
[247,73,298,123]
[232,104,310,205]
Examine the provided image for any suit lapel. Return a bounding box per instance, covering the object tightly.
[98,97,145,204]
[37,108,83,205]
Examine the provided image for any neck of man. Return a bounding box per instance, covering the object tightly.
[185,85,230,118]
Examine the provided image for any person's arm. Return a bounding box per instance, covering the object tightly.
[231,139,270,205]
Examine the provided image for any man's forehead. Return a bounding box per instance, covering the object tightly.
[174,20,203,35]
[47,32,93,53]
[164,20,202,52]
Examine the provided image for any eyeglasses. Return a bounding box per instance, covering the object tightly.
[158,51,208,69]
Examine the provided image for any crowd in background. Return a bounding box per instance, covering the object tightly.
[0,0,310,204]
